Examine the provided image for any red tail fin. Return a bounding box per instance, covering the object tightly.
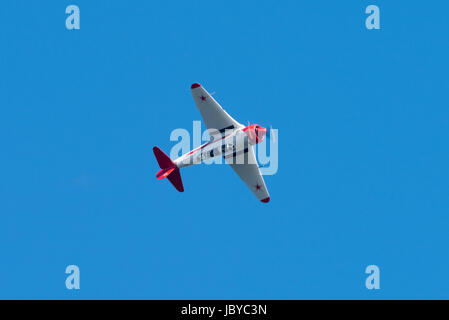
[153,146,184,192]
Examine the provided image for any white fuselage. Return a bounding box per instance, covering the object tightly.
[175,126,250,169]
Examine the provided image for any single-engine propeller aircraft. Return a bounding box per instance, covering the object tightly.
[153,83,273,203]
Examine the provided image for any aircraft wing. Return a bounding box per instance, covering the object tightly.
[191,83,242,134]
[226,145,270,203]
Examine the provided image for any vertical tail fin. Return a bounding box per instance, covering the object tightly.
[153,146,184,192]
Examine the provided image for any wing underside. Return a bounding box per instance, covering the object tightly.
[191,83,242,134]
[191,83,269,203]
[226,146,270,203]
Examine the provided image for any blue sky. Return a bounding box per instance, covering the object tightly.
[0,1,448,299]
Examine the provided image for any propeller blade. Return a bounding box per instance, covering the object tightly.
[247,121,254,141]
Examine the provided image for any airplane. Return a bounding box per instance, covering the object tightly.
[153,83,272,203]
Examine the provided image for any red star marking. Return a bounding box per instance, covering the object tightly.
[200,95,206,101]
[255,184,261,191]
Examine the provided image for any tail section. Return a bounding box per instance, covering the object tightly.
[153,146,184,192]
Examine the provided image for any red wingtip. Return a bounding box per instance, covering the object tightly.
[191,83,201,89]
[261,197,270,203]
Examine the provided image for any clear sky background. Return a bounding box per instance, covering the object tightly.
[1,1,448,299]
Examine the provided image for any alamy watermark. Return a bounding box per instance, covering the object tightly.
[168,121,278,175]
[365,5,380,30]
[66,5,80,30]
[365,265,380,290]
[65,265,80,290]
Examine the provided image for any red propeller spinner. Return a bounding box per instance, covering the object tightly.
[243,123,267,144]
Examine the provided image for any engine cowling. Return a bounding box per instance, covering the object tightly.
[243,124,267,145]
